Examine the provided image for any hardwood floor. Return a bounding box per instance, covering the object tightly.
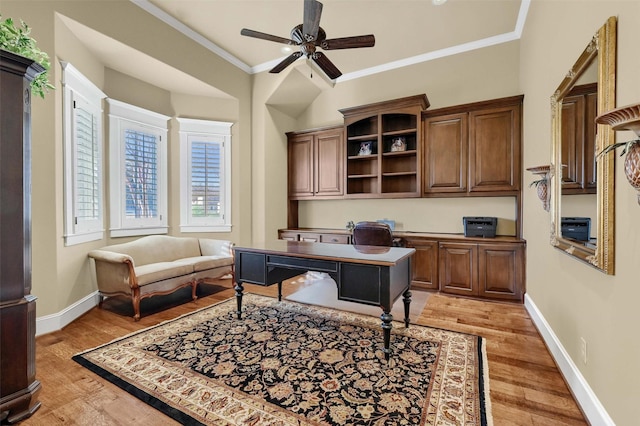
[25,278,587,425]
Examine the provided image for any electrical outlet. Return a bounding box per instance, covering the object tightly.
[580,337,587,364]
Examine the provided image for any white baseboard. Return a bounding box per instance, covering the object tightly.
[524,294,614,426]
[36,291,100,337]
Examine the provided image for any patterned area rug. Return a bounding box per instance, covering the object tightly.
[73,294,492,425]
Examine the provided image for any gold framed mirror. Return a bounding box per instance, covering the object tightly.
[550,16,616,274]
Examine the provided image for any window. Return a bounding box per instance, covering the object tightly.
[177,118,232,232]
[62,62,106,246]
[108,99,169,237]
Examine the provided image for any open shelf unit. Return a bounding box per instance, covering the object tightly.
[340,94,429,198]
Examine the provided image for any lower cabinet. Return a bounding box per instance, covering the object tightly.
[279,229,525,302]
[438,242,477,296]
[404,238,439,291]
[439,241,524,301]
[478,243,524,300]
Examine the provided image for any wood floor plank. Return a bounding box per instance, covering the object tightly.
[25,278,587,425]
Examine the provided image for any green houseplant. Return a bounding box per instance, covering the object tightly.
[0,15,54,98]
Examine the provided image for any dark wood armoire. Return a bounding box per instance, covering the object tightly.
[0,50,44,423]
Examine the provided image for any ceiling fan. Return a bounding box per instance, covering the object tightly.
[240,0,375,80]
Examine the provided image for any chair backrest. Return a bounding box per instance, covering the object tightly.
[352,221,393,247]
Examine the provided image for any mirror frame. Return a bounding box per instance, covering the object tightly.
[550,16,616,275]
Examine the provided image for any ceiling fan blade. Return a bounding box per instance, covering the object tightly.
[303,0,323,42]
[312,52,342,79]
[270,52,303,74]
[321,35,375,50]
[241,28,295,45]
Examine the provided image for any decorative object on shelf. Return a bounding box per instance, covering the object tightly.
[527,165,551,211]
[0,14,54,98]
[390,136,406,152]
[346,220,355,232]
[596,102,640,205]
[358,141,372,156]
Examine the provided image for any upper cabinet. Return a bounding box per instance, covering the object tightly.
[287,126,344,200]
[339,95,430,198]
[560,83,597,194]
[423,95,523,196]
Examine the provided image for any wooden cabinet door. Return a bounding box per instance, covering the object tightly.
[315,128,344,197]
[469,104,521,192]
[439,242,477,296]
[560,94,585,191]
[478,243,524,301]
[423,113,468,194]
[405,238,438,290]
[561,83,598,194]
[288,133,314,198]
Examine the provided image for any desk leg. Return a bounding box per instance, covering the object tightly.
[234,282,244,319]
[278,282,282,301]
[380,312,393,361]
[403,289,412,328]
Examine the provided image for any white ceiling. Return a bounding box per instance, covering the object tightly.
[135,0,528,79]
[60,0,529,98]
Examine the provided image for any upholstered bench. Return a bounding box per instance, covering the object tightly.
[88,235,234,320]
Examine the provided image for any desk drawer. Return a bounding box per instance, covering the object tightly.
[267,255,338,273]
[320,234,350,244]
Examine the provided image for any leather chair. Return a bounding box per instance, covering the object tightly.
[352,221,393,247]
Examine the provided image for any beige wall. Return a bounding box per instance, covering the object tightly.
[521,1,640,424]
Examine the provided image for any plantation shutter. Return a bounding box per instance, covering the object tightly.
[191,141,222,218]
[74,97,100,225]
[124,129,158,219]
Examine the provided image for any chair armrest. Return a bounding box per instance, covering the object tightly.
[88,250,139,293]
[198,239,234,258]
[88,249,134,264]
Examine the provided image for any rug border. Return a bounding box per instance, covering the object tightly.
[71,353,205,425]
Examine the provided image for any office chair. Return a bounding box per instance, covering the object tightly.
[352,221,393,246]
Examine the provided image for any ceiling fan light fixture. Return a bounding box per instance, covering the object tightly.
[241,0,375,80]
[432,0,448,5]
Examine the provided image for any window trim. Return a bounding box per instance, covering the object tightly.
[61,62,106,246]
[108,99,170,238]
[177,118,232,233]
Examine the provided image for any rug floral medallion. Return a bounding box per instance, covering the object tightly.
[73,294,492,425]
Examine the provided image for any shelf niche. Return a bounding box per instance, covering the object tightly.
[340,94,430,198]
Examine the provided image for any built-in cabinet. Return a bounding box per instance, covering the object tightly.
[287,126,344,199]
[561,82,597,194]
[423,95,523,196]
[339,95,430,198]
[283,93,526,302]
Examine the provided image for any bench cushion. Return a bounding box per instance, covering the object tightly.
[176,255,234,272]
[135,262,194,286]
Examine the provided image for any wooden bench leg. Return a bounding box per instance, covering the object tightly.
[191,280,198,302]
[131,290,141,321]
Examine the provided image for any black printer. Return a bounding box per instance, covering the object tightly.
[561,217,591,241]
[463,217,497,238]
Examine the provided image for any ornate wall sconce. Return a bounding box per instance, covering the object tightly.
[596,103,640,205]
[527,165,551,211]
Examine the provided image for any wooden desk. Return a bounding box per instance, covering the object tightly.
[233,241,415,359]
